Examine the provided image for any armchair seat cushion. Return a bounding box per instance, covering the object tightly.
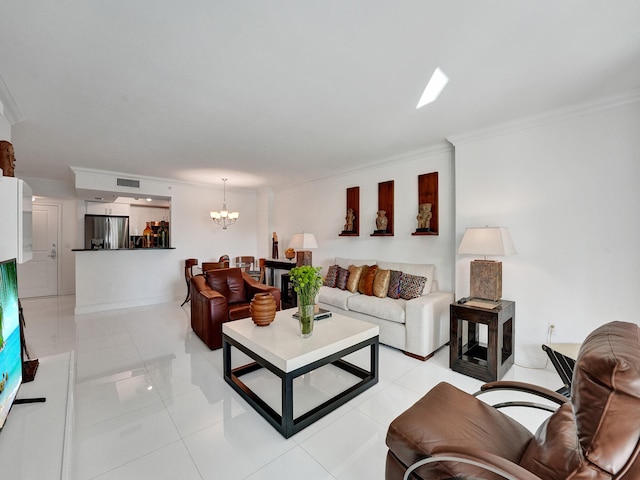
[386,382,533,479]
[228,303,251,321]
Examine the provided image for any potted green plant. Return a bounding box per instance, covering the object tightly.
[289,265,323,337]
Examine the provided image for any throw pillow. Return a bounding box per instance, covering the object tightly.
[324,265,338,288]
[360,265,379,296]
[358,265,371,293]
[387,270,403,299]
[399,273,427,300]
[346,265,363,293]
[373,268,391,298]
[335,266,350,290]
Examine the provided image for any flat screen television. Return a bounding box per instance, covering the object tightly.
[0,257,21,430]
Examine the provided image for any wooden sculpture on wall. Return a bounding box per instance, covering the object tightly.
[0,141,16,177]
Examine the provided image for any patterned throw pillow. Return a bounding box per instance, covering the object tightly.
[387,270,403,299]
[399,273,427,300]
[360,265,379,296]
[335,266,350,290]
[373,268,390,298]
[324,265,339,288]
[346,265,363,293]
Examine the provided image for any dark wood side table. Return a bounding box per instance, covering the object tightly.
[450,300,515,382]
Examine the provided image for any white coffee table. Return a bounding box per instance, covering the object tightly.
[222,309,379,438]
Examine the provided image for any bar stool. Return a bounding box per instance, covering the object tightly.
[181,258,198,306]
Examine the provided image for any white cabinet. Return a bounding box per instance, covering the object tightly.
[85,201,130,216]
[0,177,32,263]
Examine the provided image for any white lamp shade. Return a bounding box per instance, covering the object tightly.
[288,233,318,249]
[458,227,516,256]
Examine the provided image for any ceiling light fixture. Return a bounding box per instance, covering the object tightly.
[416,67,449,109]
[210,178,239,229]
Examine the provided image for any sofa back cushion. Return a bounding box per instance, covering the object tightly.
[206,268,247,304]
[334,257,377,269]
[378,261,435,295]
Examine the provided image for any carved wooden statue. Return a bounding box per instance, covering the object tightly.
[344,208,355,232]
[417,203,433,230]
[0,140,16,177]
[376,210,388,231]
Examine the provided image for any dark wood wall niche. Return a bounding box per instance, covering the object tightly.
[371,180,394,236]
[339,186,360,236]
[412,172,439,236]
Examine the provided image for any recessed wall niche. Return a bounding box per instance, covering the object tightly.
[371,180,394,236]
[339,186,359,236]
[412,172,438,236]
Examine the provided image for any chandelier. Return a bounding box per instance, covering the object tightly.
[210,178,239,229]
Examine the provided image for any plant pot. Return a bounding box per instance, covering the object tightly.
[250,293,277,326]
[297,303,315,337]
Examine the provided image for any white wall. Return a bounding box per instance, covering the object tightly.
[272,145,456,292]
[451,98,640,365]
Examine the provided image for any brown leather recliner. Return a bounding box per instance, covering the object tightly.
[190,267,281,350]
[385,321,640,479]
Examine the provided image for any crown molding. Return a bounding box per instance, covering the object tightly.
[447,89,640,146]
[0,74,24,125]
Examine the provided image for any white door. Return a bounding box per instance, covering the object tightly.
[18,204,58,297]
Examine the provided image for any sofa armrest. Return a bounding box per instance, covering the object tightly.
[404,290,454,358]
[242,272,282,309]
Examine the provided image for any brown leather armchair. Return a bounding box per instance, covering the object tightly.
[190,267,281,350]
[385,321,640,480]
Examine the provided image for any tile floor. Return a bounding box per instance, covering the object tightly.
[20,295,563,480]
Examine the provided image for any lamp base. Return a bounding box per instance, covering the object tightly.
[296,251,312,266]
[470,260,502,302]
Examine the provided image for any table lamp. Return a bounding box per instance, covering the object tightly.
[288,233,318,266]
[458,227,516,303]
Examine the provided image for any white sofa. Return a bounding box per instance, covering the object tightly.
[317,257,453,360]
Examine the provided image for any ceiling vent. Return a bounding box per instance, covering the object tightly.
[117,178,140,188]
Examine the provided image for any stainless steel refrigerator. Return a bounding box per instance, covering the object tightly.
[84,214,130,249]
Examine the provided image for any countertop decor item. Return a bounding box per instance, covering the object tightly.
[289,265,323,337]
[249,292,277,327]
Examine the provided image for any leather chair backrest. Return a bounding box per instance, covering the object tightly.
[206,268,247,304]
[520,321,640,478]
[573,321,640,476]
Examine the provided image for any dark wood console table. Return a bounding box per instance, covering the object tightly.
[450,300,515,382]
[264,258,297,286]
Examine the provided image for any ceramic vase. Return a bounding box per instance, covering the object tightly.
[297,303,315,337]
[250,293,277,326]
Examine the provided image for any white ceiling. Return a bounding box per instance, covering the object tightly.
[1,1,639,190]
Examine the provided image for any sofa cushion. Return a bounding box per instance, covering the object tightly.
[335,257,377,269]
[318,285,357,310]
[347,265,363,293]
[373,268,390,298]
[399,273,427,300]
[348,294,406,324]
[358,265,378,295]
[377,261,435,295]
[387,270,403,299]
[324,265,338,287]
[335,266,350,290]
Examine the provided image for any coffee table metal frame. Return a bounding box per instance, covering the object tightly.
[222,315,379,438]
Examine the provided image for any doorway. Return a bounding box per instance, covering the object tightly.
[18,204,59,297]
